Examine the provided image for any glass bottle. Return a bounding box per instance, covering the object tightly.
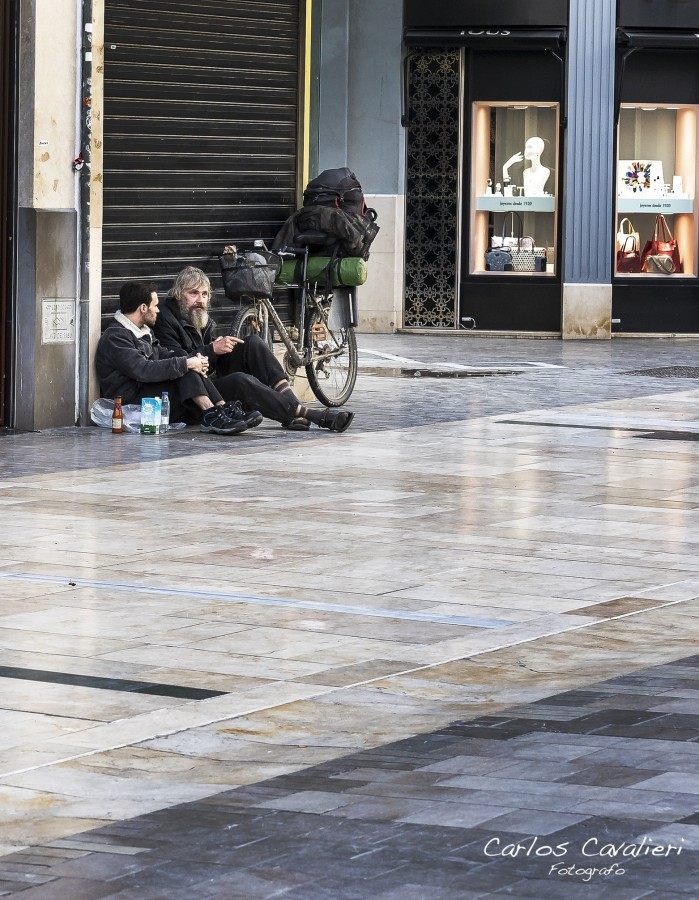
[112,396,124,434]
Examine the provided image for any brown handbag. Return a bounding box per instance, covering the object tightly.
[616,235,641,274]
[641,215,681,274]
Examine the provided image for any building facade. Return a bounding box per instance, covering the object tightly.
[3,0,699,430]
[2,0,403,429]
[402,0,699,337]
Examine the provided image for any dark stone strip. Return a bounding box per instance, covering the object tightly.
[498,419,699,442]
[0,666,226,700]
[635,430,699,441]
[496,419,650,433]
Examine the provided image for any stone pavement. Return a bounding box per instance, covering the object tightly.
[1,335,699,897]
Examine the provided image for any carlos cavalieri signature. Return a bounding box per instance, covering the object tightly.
[483,836,684,880]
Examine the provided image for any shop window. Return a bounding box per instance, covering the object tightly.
[615,104,697,278]
[470,102,559,276]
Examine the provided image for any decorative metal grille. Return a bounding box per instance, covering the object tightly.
[404,50,460,328]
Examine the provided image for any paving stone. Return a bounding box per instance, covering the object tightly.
[3,337,699,897]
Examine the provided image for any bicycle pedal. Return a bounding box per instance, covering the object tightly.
[311,324,328,341]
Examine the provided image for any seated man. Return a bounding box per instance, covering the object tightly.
[152,265,354,433]
[95,281,262,435]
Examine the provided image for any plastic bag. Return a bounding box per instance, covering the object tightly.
[90,398,185,432]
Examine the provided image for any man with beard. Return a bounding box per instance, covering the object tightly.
[95,281,256,435]
[152,266,354,433]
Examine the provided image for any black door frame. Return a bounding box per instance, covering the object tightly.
[458,41,566,333]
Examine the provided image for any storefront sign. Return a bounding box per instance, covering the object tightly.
[404,0,567,29]
[617,198,693,214]
[476,196,555,213]
[618,0,699,30]
[464,30,511,37]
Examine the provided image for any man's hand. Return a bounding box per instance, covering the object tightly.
[212,336,243,355]
[186,353,209,374]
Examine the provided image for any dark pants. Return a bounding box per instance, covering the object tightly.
[213,335,297,425]
[132,371,222,424]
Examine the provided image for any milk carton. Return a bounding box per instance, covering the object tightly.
[139,397,162,435]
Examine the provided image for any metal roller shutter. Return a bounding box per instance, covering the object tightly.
[102,0,300,326]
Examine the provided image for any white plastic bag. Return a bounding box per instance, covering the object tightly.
[90,398,185,433]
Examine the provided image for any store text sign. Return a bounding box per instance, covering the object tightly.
[463,30,511,36]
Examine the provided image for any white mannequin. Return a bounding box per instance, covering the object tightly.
[502,137,551,197]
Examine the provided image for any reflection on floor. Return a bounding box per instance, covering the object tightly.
[0,334,699,896]
[2,652,697,898]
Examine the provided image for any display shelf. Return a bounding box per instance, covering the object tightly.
[471,102,559,276]
[476,196,555,213]
[615,104,698,277]
[617,197,693,214]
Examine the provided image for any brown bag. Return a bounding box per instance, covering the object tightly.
[641,215,681,273]
[616,235,641,274]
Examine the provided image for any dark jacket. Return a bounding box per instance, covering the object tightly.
[95,319,188,402]
[152,297,219,369]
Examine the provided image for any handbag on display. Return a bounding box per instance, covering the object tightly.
[534,250,547,272]
[616,217,639,253]
[485,247,513,271]
[491,211,523,250]
[493,212,544,273]
[641,215,681,273]
[644,254,676,275]
[616,235,642,274]
[487,212,545,273]
[511,235,539,272]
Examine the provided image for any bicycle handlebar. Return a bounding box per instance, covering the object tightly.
[277,246,310,258]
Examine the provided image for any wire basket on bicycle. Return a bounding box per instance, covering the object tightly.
[219,247,281,301]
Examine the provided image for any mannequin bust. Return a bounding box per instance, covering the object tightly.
[502,136,551,197]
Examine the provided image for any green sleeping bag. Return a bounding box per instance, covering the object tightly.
[276,256,368,287]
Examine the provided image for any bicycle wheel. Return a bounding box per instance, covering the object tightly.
[230,304,273,351]
[304,304,358,406]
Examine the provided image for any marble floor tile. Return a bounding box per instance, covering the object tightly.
[1,336,699,894]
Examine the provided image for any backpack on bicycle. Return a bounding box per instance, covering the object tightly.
[303,167,367,216]
[273,168,380,261]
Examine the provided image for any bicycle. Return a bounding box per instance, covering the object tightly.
[219,238,358,407]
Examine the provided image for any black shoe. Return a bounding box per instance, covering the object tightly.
[318,408,354,433]
[224,401,263,429]
[200,406,248,435]
[282,416,311,431]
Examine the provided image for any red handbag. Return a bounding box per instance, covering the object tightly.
[616,235,641,274]
[641,215,681,273]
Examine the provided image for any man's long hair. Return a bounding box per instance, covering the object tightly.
[168,266,211,303]
[168,266,211,330]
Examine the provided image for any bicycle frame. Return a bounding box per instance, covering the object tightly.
[239,246,352,371]
[225,240,359,406]
[246,287,346,371]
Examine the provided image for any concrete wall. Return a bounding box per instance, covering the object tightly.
[14,0,80,429]
[316,0,404,332]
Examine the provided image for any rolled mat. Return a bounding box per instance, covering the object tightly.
[276,256,368,287]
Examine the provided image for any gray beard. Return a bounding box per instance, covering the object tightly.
[179,301,209,331]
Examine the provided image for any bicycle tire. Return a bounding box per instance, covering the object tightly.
[304,304,358,407]
[230,304,273,351]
